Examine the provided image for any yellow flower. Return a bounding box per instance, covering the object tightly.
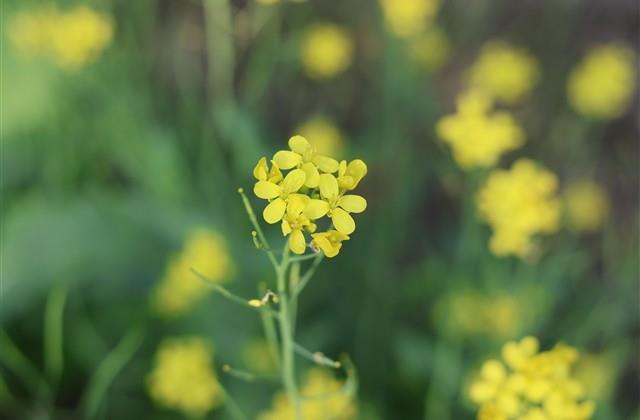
[273,135,340,187]
[311,230,350,258]
[567,44,636,119]
[295,117,344,159]
[8,5,113,71]
[564,181,609,232]
[147,337,223,417]
[254,168,307,224]
[470,337,595,420]
[336,159,368,191]
[318,174,367,235]
[281,195,319,254]
[254,157,283,184]
[468,40,540,104]
[259,368,356,420]
[408,25,451,71]
[437,90,525,170]
[477,159,561,258]
[301,23,353,79]
[379,0,441,38]
[151,229,233,317]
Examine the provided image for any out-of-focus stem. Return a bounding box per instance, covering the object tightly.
[0,330,50,401]
[203,0,235,106]
[44,285,67,391]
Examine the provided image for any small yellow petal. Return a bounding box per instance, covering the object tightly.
[253,157,268,181]
[248,299,262,307]
[332,207,355,234]
[319,174,339,200]
[281,169,306,194]
[254,181,281,199]
[286,194,308,217]
[263,198,286,224]
[289,230,306,254]
[312,155,340,173]
[338,195,367,213]
[304,199,330,220]
[301,162,320,188]
[281,220,292,236]
[288,135,311,155]
[273,150,302,169]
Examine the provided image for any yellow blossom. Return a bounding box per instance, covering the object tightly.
[301,23,353,79]
[8,5,113,71]
[254,168,308,224]
[280,195,318,254]
[567,44,636,119]
[273,135,340,187]
[408,25,451,71]
[470,337,595,420]
[477,159,561,258]
[151,229,233,317]
[337,159,368,191]
[147,337,223,417]
[318,174,367,235]
[259,368,356,420]
[564,181,609,232]
[437,90,525,170]
[379,0,441,38]
[295,117,345,159]
[311,230,350,258]
[469,41,540,104]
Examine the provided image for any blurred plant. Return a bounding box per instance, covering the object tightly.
[257,0,307,4]
[468,40,540,104]
[469,337,595,420]
[7,5,113,71]
[295,117,345,159]
[151,229,234,317]
[567,44,636,119]
[300,23,353,80]
[146,337,224,417]
[407,25,451,72]
[563,182,609,233]
[242,338,279,375]
[476,159,561,258]
[379,0,441,38]
[436,90,524,170]
[573,353,617,403]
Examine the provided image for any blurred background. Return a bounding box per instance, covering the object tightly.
[1,0,638,419]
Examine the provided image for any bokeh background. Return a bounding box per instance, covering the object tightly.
[1,0,638,419]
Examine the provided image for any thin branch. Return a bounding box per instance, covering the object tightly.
[292,253,324,297]
[293,342,341,369]
[238,188,279,270]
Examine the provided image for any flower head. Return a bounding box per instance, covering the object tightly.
[476,159,561,258]
[301,23,353,79]
[380,0,441,38]
[147,337,223,417]
[437,90,525,170]
[469,41,540,104]
[311,230,350,258]
[567,44,636,119]
[563,181,609,232]
[470,337,595,420]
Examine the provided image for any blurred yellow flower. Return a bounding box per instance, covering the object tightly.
[436,90,525,170]
[311,230,350,258]
[567,44,636,119]
[408,25,451,71]
[8,5,113,71]
[380,0,441,38]
[295,117,344,159]
[147,337,223,417]
[564,181,609,232]
[242,339,278,375]
[470,337,595,420]
[469,40,540,104]
[477,159,561,258]
[151,229,233,317]
[301,23,353,79]
[259,368,356,420]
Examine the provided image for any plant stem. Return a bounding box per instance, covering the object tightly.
[44,285,67,392]
[220,384,249,420]
[0,330,50,401]
[238,188,279,270]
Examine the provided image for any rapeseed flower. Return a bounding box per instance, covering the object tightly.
[408,25,451,71]
[311,230,350,258]
[476,159,561,258]
[380,0,441,38]
[259,368,356,420]
[567,44,636,119]
[470,337,595,420]
[151,229,233,317]
[147,337,223,417]
[469,41,540,104]
[437,90,525,170]
[564,181,609,232]
[8,5,113,70]
[318,174,367,235]
[301,23,353,80]
[295,117,344,159]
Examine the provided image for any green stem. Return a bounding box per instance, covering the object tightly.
[259,282,281,370]
[292,342,340,368]
[220,384,249,420]
[44,285,67,392]
[81,323,145,419]
[0,330,50,401]
[238,188,279,270]
[292,253,324,297]
[423,339,460,420]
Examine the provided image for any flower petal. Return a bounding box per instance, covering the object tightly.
[254,181,281,199]
[263,198,286,224]
[273,150,302,169]
[286,194,308,217]
[288,135,311,155]
[304,199,330,220]
[332,207,355,234]
[301,162,320,188]
[312,155,340,173]
[281,220,292,236]
[281,169,306,194]
[338,195,367,213]
[253,157,268,181]
[288,230,306,254]
[319,174,339,200]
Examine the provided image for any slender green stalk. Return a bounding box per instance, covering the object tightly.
[219,384,249,420]
[81,323,145,419]
[292,253,324,297]
[0,330,50,401]
[44,285,67,391]
[259,282,281,370]
[238,188,279,269]
[289,261,301,331]
[292,342,340,368]
[423,338,460,420]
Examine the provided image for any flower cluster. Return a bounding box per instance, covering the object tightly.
[470,337,595,420]
[379,0,441,39]
[8,5,113,70]
[468,40,540,104]
[151,229,233,317]
[254,136,367,257]
[301,23,353,80]
[147,337,223,417]
[259,368,356,420]
[436,90,525,170]
[476,159,561,258]
[563,181,609,233]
